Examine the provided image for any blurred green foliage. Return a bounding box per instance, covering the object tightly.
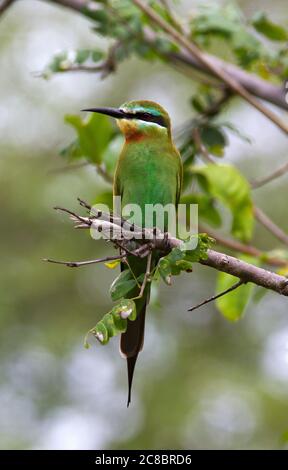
[0,0,288,451]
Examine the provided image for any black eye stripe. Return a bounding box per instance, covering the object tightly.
[124,111,167,128]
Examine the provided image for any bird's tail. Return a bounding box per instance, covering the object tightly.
[120,293,148,407]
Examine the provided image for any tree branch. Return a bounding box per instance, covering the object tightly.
[51,201,288,298]
[251,160,288,189]
[200,250,288,296]
[0,0,14,16]
[254,206,288,246]
[199,224,287,268]
[46,0,287,112]
[133,0,288,134]
[164,43,288,111]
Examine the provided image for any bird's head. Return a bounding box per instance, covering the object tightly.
[82,100,171,140]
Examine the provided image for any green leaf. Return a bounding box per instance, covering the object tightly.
[76,49,90,64]
[157,234,214,284]
[190,4,262,68]
[109,270,137,301]
[158,257,173,285]
[216,255,260,321]
[180,233,214,262]
[88,299,137,346]
[113,298,137,322]
[191,3,242,38]
[65,113,113,164]
[193,164,254,242]
[199,125,227,157]
[221,122,252,144]
[252,12,288,41]
[60,139,83,161]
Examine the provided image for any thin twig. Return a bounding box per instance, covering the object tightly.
[188,280,244,311]
[138,250,153,298]
[77,197,143,233]
[43,253,126,268]
[95,164,113,184]
[251,160,288,189]
[54,206,92,227]
[133,0,288,134]
[158,0,185,34]
[48,161,91,174]
[0,0,14,16]
[254,206,288,247]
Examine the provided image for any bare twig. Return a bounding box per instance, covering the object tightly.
[251,160,288,189]
[138,250,153,298]
[199,224,287,268]
[158,0,185,34]
[95,164,113,184]
[77,197,142,233]
[54,206,91,226]
[188,280,244,311]
[133,0,288,134]
[48,161,91,174]
[0,0,14,16]
[254,206,288,247]
[43,253,126,268]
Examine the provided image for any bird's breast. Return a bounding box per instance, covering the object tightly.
[116,140,179,228]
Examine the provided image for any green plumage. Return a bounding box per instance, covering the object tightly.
[87,100,182,405]
[114,101,182,405]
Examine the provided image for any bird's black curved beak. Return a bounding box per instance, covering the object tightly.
[81,107,126,119]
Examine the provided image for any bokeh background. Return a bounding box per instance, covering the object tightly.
[0,0,288,450]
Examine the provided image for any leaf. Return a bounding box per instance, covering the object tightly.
[193,164,254,242]
[65,113,113,164]
[113,299,137,321]
[105,260,121,269]
[88,299,137,346]
[199,125,227,157]
[191,3,242,38]
[157,234,214,284]
[221,122,252,144]
[76,49,90,64]
[252,12,288,41]
[109,270,137,301]
[216,255,259,321]
[180,233,215,262]
[180,193,222,228]
[190,4,262,68]
[60,139,83,161]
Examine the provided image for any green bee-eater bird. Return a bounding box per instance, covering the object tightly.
[83,101,182,405]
